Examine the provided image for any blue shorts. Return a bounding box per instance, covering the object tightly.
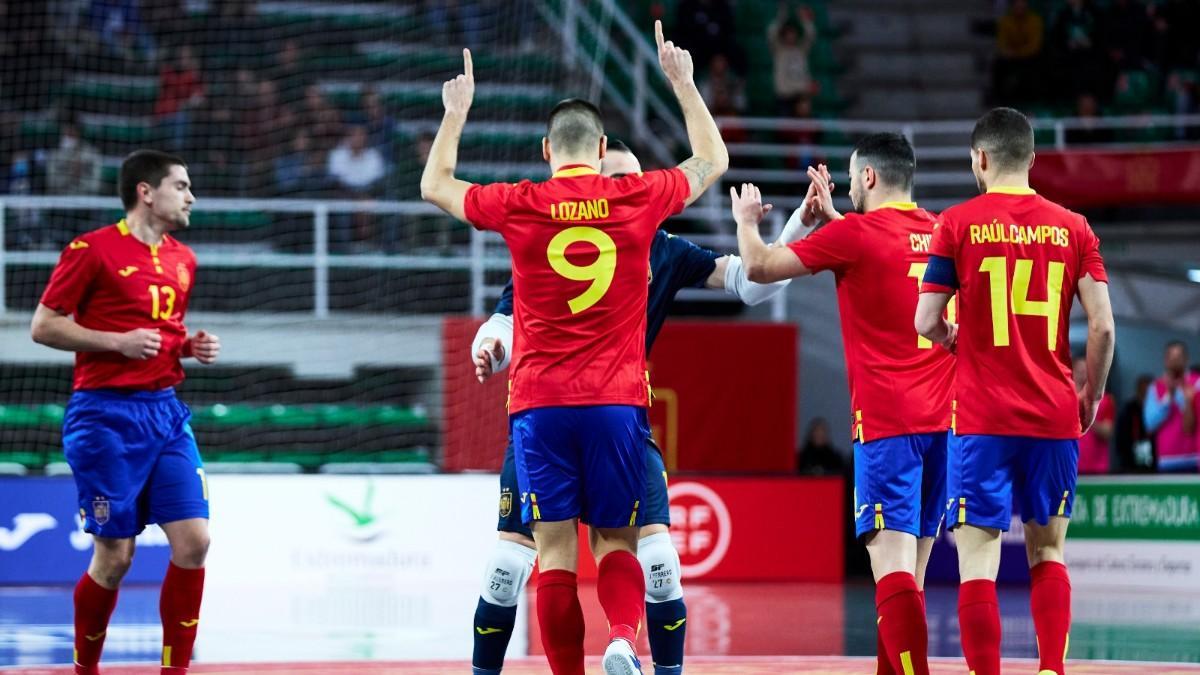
[853,432,948,540]
[946,434,1078,531]
[510,405,648,528]
[496,435,669,537]
[63,389,209,539]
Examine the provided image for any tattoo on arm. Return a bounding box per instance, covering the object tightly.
[679,156,714,191]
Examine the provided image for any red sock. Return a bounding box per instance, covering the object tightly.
[596,550,645,645]
[74,572,119,674]
[876,624,896,675]
[875,572,929,675]
[536,570,585,675]
[877,587,927,675]
[1030,562,1071,675]
[958,579,1001,675]
[159,563,205,674]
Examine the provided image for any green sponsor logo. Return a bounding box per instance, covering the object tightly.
[1070,479,1200,541]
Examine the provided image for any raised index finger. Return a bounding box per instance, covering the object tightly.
[655,20,665,49]
[463,48,473,79]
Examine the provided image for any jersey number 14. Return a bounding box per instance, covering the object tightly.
[979,257,1065,350]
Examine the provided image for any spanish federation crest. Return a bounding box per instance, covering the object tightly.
[92,497,110,525]
[498,490,513,518]
[177,263,191,292]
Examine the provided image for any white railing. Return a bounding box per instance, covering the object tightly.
[0,196,787,321]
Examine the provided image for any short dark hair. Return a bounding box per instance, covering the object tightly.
[1166,339,1189,354]
[971,107,1034,173]
[119,150,187,209]
[607,138,631,154]
[546,98,604,156]
[852,132,915,191]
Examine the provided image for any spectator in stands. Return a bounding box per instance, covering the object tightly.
[1074,355,1114,474]
[1149,0,1200,73]
[328,125,386,247]
[301,84,344,154]
[1145,340,1200,473]
[768,2,817,115]
[991,0,1044,106]
[779,96,821,170]
[1103,0,1150,72]
[45,118,102,196]
[1117,374,1157,472]
[271,39,309,109]
[275,130,327,197]
[1049,0,1107,103]
[355,87,398,164]
[1065,93,1114,144]
[676,0,743,75]
[153,45,205,153]
[87,0,156,63]
[797,417,845,476]
[699,53,747,115]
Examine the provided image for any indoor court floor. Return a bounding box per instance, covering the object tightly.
[3,581,1198,673]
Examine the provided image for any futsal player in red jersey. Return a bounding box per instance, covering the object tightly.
[420,22,727,675]
[31,150,221,675]
[732,133,953,675]
[916,108,1115,675]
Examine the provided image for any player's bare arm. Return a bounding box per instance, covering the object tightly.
[31,303,162,360]
[731,183,811,283]
[655,20,729,205]
[420,48,475,222]
[1076,274,1115,432]
[914,292,958,352]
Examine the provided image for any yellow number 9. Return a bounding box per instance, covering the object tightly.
[546,226,617,314]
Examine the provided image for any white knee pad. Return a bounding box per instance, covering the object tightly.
[638,531,684,603]
[479,539,537,607]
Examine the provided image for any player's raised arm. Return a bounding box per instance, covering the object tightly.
[732,183,812,283]
[655,20,729,206]
[420,48,476,222]
[1076,274,1115,431]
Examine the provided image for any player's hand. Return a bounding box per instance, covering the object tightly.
[939,321,959,355]
[730,182,773,227]
[474,337,505,383]
[442,48,474,116]
[1078,387,1101,433]
[190,330,221,365]
[118,328,162,360]
[655,20,694,88]
[805,164,839,224]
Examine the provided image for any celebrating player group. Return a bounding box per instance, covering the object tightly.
[32,14,1114,675]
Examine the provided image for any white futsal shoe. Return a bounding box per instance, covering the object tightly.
[602,637,643,675]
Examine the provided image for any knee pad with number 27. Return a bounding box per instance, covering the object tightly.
[479,539,537,608]
[638,531,684,603]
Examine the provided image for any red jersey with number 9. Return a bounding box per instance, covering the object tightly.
[465,165,690,414]
[923,188,1108,439]
[40,219,196,391]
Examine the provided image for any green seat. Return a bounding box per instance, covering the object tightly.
[373,405,427,427]
[263,404,322,426]
[66,78,157,103]
[0,405,42,427]
[0,451,51,469]
[318,404,369,426]
[193,404,265,426]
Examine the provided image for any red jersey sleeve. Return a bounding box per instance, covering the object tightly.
[464,182,518,232]
[1078,218,1108,283]
[921,217,959,294]
[40,238,100,315]
[639,168,691,225]
[787,215,862,273]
